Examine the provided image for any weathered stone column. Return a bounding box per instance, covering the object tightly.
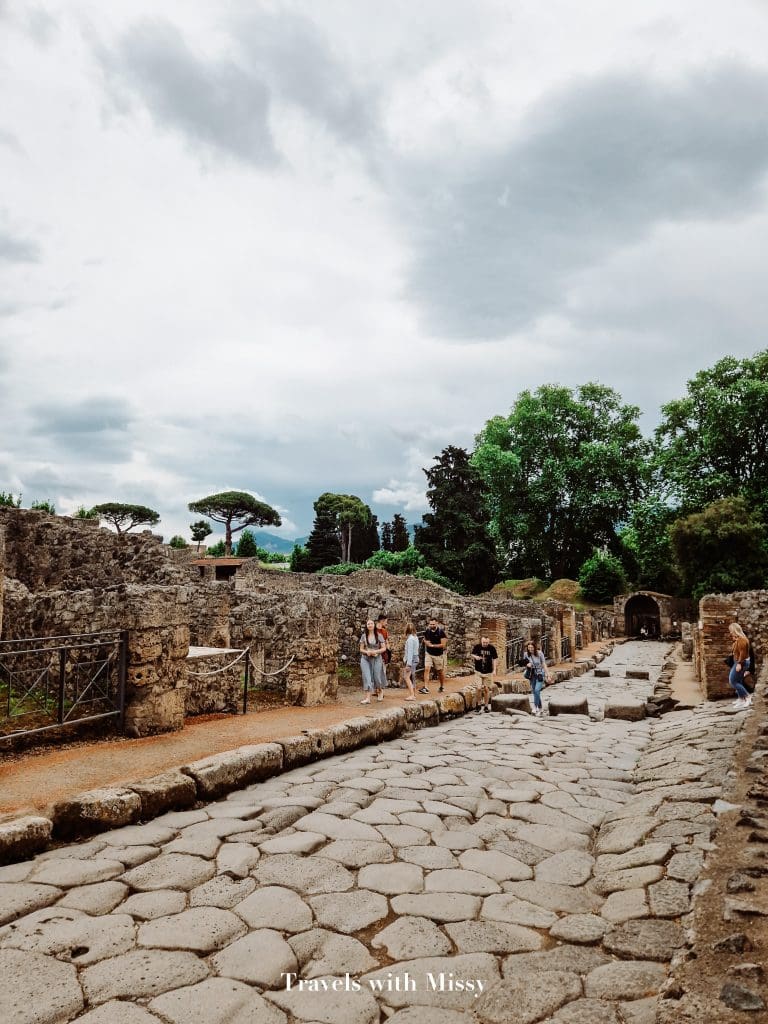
[113,585,190,736]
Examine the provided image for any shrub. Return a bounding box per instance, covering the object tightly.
[207,540,226,557]
[236,529,259,558]
[290,544,312,572]
[319,562,363,576]
[30,499,56,514]
[169,535,188,549]
[74,505,98,519]
[364,546,425,575]
[414,566,465,593]
[578,551,627,603]
[0,492,21,508]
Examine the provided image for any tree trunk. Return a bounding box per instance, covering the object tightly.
[225,521,232,556]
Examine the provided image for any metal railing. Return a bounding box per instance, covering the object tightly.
[561,635,571,660]
[506,635,526,671]
[0,630,127,741]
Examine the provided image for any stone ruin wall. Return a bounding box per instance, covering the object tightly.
[1,578,189,735]
[694,589,768,700]
[0,508,614,736]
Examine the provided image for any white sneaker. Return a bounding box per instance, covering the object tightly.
[745,696,753,708]
[733,699,747,710]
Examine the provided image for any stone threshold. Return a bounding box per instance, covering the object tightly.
[0,645,614,864]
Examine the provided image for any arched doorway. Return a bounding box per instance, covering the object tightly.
[624,594,661,638]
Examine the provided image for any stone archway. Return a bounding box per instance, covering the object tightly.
[623,593,662,638]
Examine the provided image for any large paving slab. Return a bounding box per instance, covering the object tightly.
[0,641,748,1024]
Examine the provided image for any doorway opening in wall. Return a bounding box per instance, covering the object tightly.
[624,594,661,638]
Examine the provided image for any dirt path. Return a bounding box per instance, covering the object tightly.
[670,646,705,705]
[0,642,608,819]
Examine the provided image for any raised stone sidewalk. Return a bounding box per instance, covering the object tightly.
[0,641,758,1024]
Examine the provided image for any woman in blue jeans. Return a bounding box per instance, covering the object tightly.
[728,622,752,710]
[522,639,548,716]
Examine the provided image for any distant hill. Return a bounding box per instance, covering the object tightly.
[251,531,298,555]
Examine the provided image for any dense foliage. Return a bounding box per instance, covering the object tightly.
[414,446,499,594]
[670,497,768,601]
[473,383,649,579]
[236,529,259,558]
[656,353,768,519]
[578,550,628,603]
[168,535,188,549]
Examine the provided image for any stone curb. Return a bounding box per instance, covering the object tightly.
[0,642,616,862]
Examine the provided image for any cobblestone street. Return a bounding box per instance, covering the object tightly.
[0,642,748,1023]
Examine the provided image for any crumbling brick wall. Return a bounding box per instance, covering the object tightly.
[697,590,768,699]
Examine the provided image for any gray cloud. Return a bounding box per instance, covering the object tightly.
[28,396,135,463]
[236,12,377,145]
[0,227,40,263]
[399,65,768,339]
[106,19,278,165]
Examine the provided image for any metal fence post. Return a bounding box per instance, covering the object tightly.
[117,630,128,733]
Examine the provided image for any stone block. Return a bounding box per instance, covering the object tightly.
[402,702,425,728]
[548,693,589,717]
[0,816,53,865]
[604,700,646,722]
[280,730,334,769]
[53,788,142,838]
[491,694,531,714]
[420,700,440,726]
[181,743,283,800]
[459,685,479,710]
[436,692,465,719]
[377,707,407,740]
[501,678,531,694]
[594,668,611,678]
[329,716,381,753]
[128,771,197,818]
[625,669,650,680]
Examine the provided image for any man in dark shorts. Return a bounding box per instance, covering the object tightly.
[419,616,447,694]
[471,634,499,712]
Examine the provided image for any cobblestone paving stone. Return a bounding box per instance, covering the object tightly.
[0,642,749,1023]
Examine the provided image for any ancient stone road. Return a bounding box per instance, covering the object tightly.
[0,643,746,1024]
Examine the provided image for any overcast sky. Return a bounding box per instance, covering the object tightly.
[2,1,768,541]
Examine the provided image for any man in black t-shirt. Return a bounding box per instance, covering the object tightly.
[472,635,499,713]
[419,616,447,694]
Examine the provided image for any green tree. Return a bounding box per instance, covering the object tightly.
[206,540,226,557]
[187,491,280,556]
[290,544,312,572]
[473,382,649,578]
[414,446,499,594]
[31,499,56,514]
[91,502,160,534]
[381,521,394,552]
[305,493,370,568]
[669,496,768,600]
[391,513,409,552]
[236,529,259,558]
[618,497,680,593]
[168,535,188,549]
[656,351,768,519]
[351,510,379,563]
[578,550,627,603]
[190,519,212,552]
[0,492,21,508]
